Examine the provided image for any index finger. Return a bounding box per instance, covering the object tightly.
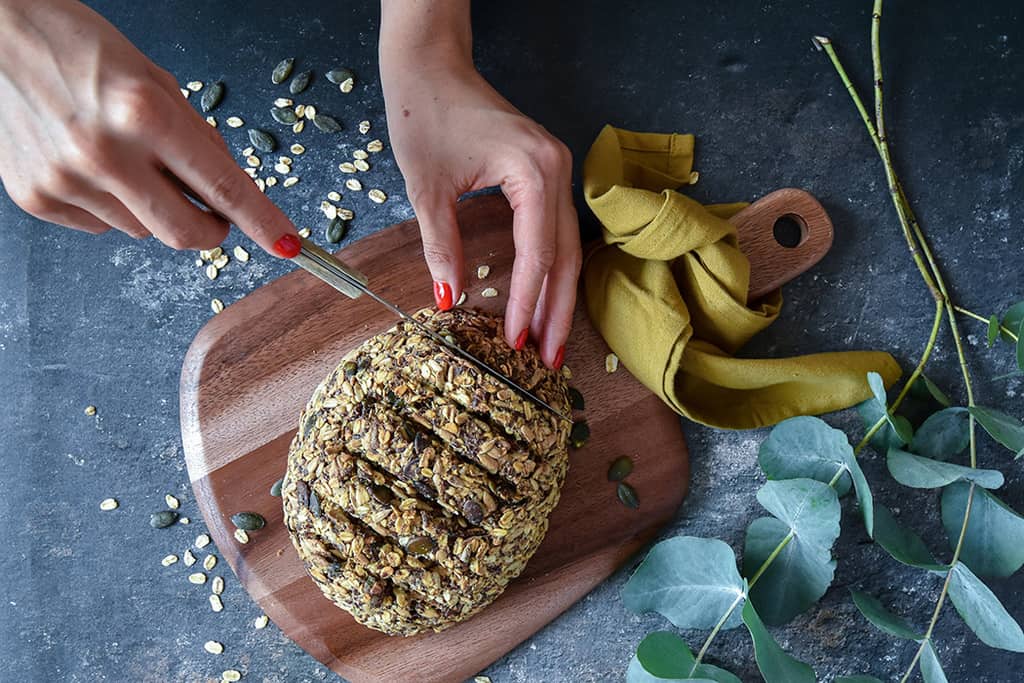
[504,177,558,350]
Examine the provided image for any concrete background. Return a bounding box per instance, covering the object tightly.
[1,1,1022,681]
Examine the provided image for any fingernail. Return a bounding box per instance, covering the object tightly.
[553,345,565,370]
[515,328,529,351]
[272,233,301,258]
[433,281,453,311]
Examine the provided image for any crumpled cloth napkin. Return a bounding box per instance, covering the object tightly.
[582,125,901,429]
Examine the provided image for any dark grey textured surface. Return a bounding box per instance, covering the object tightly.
[1,1,1022,681]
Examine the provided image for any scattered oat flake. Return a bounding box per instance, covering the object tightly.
[205,264,218,281]
[188,572,207,585]
[481,287,498,298]
[292,120,305,134]
[290,143,305,155]
[294,104,306,118]
[195,533,211,548]
[339,78,354,93]
[183,549,197,566]
[241,146,254,157]
[186,81,203,92]
[203,554,218,571]
[605,353,619,373]
[211,298,225,314]
[689,170,700,184]
[282,177,299,188]
[254,614,269,629]
[344,179,362,192]
[327,191,342,202]
[180,88,190,98]
[456,291,467,306]
[353,159,370,172]
[206,116,217,127]
[321,201,338,219]
[273,162,290,175]
[474,677,492,683]
[337,208,354,220]
[255,178,266,192]
[99,498,118,511]
[179,517,190,525]
[212,575,225,595]
[561,365,572,379]
[339,162,356,173]
[203,640,224,655]
[358,120,371,134]
[222,670,242,682]
[297,227,311,238]
[161,554,179,567]
[209,594,224,612]
[273,97,293,108]
[366,139,384,153]
[84,405,97,416]
[265,176,278,188]
[352,149,368,161]
[303,105,317,120]
[165,494,180,510]
[233,245,250,262]
[367,189,387,204]
[234,529,249,544]
[245,155,260,167]
[477,265,490,279]
[194,258,203,267]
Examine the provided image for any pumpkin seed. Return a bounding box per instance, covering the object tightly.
[289,70,312,95]
[270,478,283,497]
[568,387,584,410]
[292,120,304,134]
[462,498,484,525]
[282,177,299,188]
[605,353,619,373]
[352,149,369,160]
[309,490,322,517]
[186,80,204,92]
[247,129,276,153]
[617,481,640,509]
[212,575,224,595]
[271,106,298,125]
[209,594,224,612]
[161,554,178,567]
[327,190,341,202]
[325,67,354,85]
[371,484,393,504]
[254,614,269,629]
[273,97,293,108]
[189,572,207,585]
[477,264,490,279]
[290,143,305,155]
[344,178,362,192]
[233,528,249,544]
[607,455,634,482]
[367,189,387,204]
[195,533,211,548]
[201,82,224,112]
[338,162,356,173]
[273,162,290,175]
[407,536,435,556]
[231,512,265,531]
[183,549,197,566]
[366,139,384,153]
[314,114,342,133]
[339,77,354,93]
[99,497,118,511]
[165,494,180,510]
[203,554,218,571]
[343,361,358,377]
[206,116,217,127]
[570,420,590,449]
[222,670,241,682]
[150,511,179,528]
[353,159,370,172]
[358,120,371,134]
[84,405,97,416]
[481,287,498,298]
[271,58,294,84]
[203,640,223,654]
[232,245,249,262]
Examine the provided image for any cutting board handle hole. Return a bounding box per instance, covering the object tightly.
[772,214,807,249]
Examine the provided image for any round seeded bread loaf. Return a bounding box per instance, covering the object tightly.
[282,308,571,635]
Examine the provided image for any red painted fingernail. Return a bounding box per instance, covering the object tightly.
[553,345,565,370]
[515,328,529,351]
[433,281,453,311]
[272,233,301,258]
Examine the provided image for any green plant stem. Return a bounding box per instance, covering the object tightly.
[890,300,945,413]
[954,305,1020,342]
[690,592,746,673]
[747,530,795,588]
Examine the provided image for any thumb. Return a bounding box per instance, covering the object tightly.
[412,192,464,311]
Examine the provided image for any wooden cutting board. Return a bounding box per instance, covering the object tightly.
[180,189,831,683]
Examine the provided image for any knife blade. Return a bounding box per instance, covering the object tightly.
[291,238,572,424]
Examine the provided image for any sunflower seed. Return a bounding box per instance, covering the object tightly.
[338,162,356,173]
[366,139,384,153]
[151,511,179,528]
[270,478,283,497]
[205,264,218,280]
[337,208,354,220]
[326,191,341,202]
[292,120,305,134]
[209,594,224,612]
[290,143,305,155]
[271,106,298,125]
[344,178,362,192]
[189,572,207,585]
[367,189,387,203]
[233,528,250,544]
[607,455,634,482]
[352,149,369,160]
[231,512,265,531]
[321,201,338,219]
[325,67,354,85]
[358,120,371,134]
[99,497,118,511]
[203,640,223,654]
[289,70,311,94]
[273,162,290,175]
[282,177,299,187]
[314,114,342,133]
[195,533,211,549]
[477,264,490,279]
[84,405,97,416]
[617,481,640,509]
[297,226,310,238]
[222,669,241,681]
[203,554,218,571]
[165,494,180,510]
[605,353,619,373]
[303,105,317,121]
[183,549,196,566]
[481,287,498,298]
[271,58,294,85]
[186,81,203,92]
[353,159,370,172]
[326,216,348,243]
[201,82,224,112]
[273,97,294,108]
[161,554,179,567]
[233,246,249,262]
[205,116,217,127]
[247,129,276,153]
[245,155,260,168]
[339,77,354,93]
[212,575,224,595]
[568,387,584,410]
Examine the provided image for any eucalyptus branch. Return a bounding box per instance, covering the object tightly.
[690,592,746,673]
[954,305,1020,343]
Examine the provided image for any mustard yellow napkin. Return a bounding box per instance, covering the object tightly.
[582,125,901,429]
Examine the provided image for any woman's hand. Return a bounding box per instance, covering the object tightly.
[380,0,581,369]
[0,0,300,257]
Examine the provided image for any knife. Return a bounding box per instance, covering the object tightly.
[291,238,573,424]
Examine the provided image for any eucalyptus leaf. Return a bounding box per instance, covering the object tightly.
[757,416,852,496]
[623,537,745,630]
[1002,301,1024,343]
[910,408,969,461]
[1016,319,1024,370]
[941,482,1024,578]
[756,479,842,549]
[987,314,1001,347]
[741,600,816,683]
[920,375,952,407]
[947,562,1024,651]
[626,656,718,683]
[968,406,1024,457]
[872,504,946,570]
[918,641,948,683]
[867,371,888,407]
[836,677,884,683]
[850,590,922,640]
[887,448,1004,489]
[631,632,741,683]
[844,447,874,536]
[857,398,902,451]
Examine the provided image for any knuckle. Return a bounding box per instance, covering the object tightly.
[62,130,117,177]
[10,185,55,217]
[106,80,163,135]
[421,240,455,269]
[159,231,192,251]
[530,136,572,173]
[206,171,246,210]
[520,245,557,273]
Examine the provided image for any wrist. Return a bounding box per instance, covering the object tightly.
[379,0,474,81]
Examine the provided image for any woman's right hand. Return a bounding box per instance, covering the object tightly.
[0,0,300,257]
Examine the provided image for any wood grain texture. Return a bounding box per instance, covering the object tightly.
[179,189,829,683]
